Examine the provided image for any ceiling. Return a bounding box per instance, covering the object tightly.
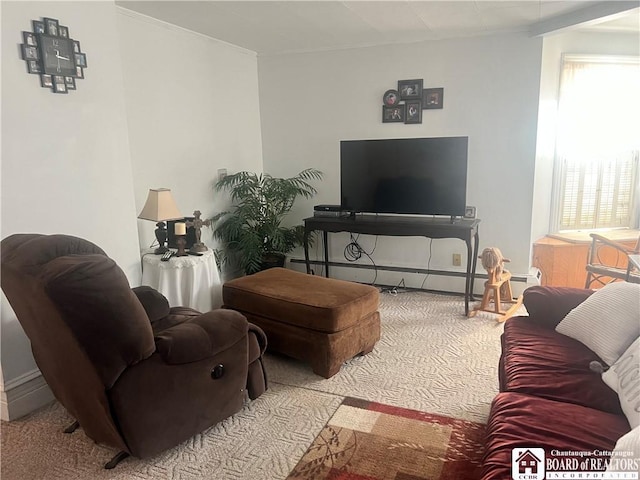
[117,1,640,55]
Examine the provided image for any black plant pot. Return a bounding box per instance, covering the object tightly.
[259,253,286,271]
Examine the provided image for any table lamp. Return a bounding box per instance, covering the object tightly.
[138,188,183,254]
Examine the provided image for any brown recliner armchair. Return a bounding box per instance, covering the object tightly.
[1,234,268,468]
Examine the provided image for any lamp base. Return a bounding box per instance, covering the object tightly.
[154,222,168,255]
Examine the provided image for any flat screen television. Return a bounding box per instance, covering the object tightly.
[340,136,468,216]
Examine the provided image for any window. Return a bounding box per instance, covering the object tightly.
[552,55,640,232]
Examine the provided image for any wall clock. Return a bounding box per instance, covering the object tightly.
[21,17,87,94]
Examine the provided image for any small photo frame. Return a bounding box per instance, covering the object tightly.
[21,44,38,61]
[75,66,84,79]
[382,89,400,106]
[40,74,53,88]
[23,31,37,47]
[58,26,69,38]
[33,20,45,34]
[53,75,68,93]
[74,53,87,68]
[44,18,59,36]
[464,206,476,219]
[64,76,76,90]
[405,100,422,124]
[73,40,81,53]
[398,79,423,100]
[382,105,405,123]
[27,60,41,74]
[423,87,444,109]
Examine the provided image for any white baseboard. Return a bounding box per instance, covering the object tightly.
[1,370,54,421]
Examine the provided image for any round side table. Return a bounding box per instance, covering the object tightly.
[141,249,221,312]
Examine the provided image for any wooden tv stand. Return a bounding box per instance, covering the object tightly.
[303,215,480,315]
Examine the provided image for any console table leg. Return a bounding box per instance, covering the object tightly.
[471,231,480,299]
[304,229,311,274]
[323,231,329,277]
[465,239,473,315]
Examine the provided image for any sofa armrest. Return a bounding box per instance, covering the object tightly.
[132,286,170,323]
[154,309,248,365]
[523,286,594,328]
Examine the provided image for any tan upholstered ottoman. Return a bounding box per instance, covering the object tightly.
[223,268,380,378]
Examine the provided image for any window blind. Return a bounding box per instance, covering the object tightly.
[558,152,638,230]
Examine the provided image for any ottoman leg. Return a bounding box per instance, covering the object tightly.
[312,359,343,379]
[360,343,376,355]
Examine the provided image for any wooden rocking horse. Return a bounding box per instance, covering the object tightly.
[469,247,523,322]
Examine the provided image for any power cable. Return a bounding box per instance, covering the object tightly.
[381,278,406,295]
[420,238,433,290]
[344,233,378,285]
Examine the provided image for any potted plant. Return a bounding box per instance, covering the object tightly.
[212,168,323,275]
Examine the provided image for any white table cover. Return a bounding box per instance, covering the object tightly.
[141,249,222,312]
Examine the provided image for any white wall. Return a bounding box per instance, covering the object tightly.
[0,3,265,418]
[116,8,263,251]
[258,34,543,292]
[1,1,140,397]
[531,30,640,244]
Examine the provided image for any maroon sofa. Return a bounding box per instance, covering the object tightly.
[481,286,631,479]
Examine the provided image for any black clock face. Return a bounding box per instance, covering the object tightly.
[39,34,75,76]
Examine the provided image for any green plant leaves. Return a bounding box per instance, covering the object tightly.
[212,168,322,274]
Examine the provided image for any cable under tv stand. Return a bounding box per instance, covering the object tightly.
[303,214,480,315]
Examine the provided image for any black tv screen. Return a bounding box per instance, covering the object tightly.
[340,137,468,216]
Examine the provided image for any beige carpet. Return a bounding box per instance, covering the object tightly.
[1,291,515,480]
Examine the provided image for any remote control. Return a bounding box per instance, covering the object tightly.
[160,251,173,262]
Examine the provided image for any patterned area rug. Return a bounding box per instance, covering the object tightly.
[287,397,485,480]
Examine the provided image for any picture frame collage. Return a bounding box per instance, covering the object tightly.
[21,17,87,94]
[382,79,444,124]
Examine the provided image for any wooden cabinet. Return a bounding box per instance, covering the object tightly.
[532,237,589,287]
[532,234,638,288]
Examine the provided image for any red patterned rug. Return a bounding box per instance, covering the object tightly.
[286,397,486,480]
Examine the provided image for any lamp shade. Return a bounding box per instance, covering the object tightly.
[138,188,183,222]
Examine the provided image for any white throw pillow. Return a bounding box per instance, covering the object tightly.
[556,282,640,366]
[603,337,640,429]
[605,426,639,474]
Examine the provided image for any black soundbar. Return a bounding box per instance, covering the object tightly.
[314,204,342,212]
